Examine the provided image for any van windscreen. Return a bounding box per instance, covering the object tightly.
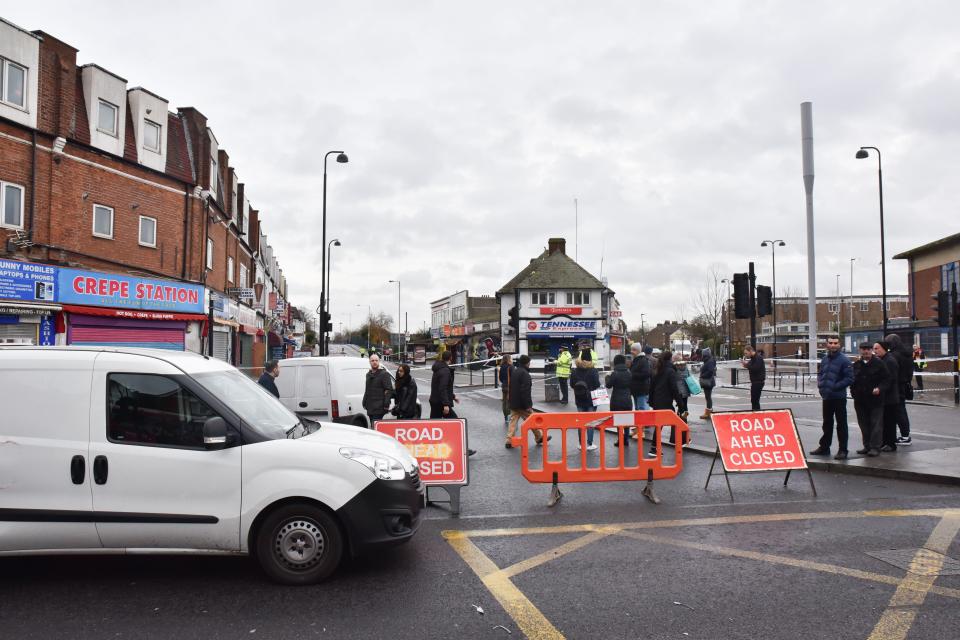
[193,369,298,440]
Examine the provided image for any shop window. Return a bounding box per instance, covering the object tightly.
[1,181,24,229]
[93,204,114,239]
[143,119,161,152]
[1,59,27,109]
[97,99,118,136]
[106,373,217,449]
[138,216,157,247]
[531,291,555,305]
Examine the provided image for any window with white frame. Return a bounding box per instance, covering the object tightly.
[92,204,114,238]
[1,181,25,229]
[206,238,214,270]
[860,320,870,327]
[1,59,27,109]
[827,303,839,313]
[531,291,555,305]
[97,100,118,136]
[138,216,156,247]
[209,157,218,195]
[227,256,234,282]
[143,119,161,152]
[565,291,591,305]
[239,263,248,289]
[859,302,869,311]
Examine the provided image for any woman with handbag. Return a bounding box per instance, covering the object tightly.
[392,364,419,420]
[570,349,601,450]
[699,347,717,419]
[673,353,692,423]
[606,353,633,447]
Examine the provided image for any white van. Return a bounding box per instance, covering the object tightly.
[275,357,420,428]
[0,347,423,585]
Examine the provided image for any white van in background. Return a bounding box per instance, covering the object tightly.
[275,357,420,428]
[0,347,423,585]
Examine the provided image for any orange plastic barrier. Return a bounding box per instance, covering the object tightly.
[510,410,689,505]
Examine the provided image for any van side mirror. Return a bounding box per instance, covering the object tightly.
[203,417,228,449]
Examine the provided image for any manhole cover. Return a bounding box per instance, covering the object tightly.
[866,548,960,576]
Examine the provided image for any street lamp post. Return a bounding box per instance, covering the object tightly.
[855,146,887,334]
[640,313,646,346]
[388,280,401,362]
[325,238,341,355]
[319,150,348,356]
[850,257,857,328]
[836,273,842,333]
[721,278,732,358]
[760,240,786,361]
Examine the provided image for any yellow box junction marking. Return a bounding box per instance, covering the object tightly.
[442,508,960,640]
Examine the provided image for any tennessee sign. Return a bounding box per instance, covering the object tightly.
[375,419,468,485]
[525,319,598,335]
[57,268,204,314]
[710,409,807,472]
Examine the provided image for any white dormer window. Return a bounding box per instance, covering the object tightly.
[1,59,26,109]
[97,99,118,136]
[143,119,161,152]
[209,157,218,195]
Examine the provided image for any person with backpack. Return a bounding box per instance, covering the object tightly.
[571,349,602,450]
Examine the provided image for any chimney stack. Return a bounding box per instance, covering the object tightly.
[548,237,566,255]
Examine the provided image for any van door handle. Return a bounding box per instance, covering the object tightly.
[93,455,108,485]
[299,402,308,408]
[70,455,85,484]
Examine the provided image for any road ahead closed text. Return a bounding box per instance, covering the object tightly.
[711,410,807,472]
[375,419,468,485]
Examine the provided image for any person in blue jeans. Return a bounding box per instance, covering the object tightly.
[570,349,601,450]
[629,344,652,410]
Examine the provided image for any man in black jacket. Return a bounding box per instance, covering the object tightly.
[257,360,280,398]
[629,343,652,410]
[742,346,766,411]
[362,354,394,424]
[430,350,457,418]
[884,333,914,445]
[498,354,513,426]
[505,354,547,448]
[874,341,900,451]
[851,343,890,457]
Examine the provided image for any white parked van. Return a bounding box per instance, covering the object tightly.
[275,357,420,428]
[0,347,423,585]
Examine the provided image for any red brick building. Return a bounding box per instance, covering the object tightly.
[0,18,292,368]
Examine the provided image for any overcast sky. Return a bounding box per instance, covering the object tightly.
[11,2,960,332]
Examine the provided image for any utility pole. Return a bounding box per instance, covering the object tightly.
[801,102,818,369]
[749,261,757,349]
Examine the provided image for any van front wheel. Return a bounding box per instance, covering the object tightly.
[255,504,343,585]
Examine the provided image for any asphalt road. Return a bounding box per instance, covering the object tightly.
[2,378,959,640]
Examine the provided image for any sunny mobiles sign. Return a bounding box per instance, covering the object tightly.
[526,319,599,336]
[57,268,204,314]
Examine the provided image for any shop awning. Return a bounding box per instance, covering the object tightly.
[0,301,61,315]
[61,304,207,322]
[268,331,282,347]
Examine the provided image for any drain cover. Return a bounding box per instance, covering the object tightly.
[866,548,960,576]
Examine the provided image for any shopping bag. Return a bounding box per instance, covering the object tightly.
[684,372,702,395]
[590,387,609,406]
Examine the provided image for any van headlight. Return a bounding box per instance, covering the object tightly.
[340,447,408,481]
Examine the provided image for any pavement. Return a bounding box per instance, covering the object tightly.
[530,384,960,487]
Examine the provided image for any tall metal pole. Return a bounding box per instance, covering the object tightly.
[772,248,777,360]
[389,280,401,360]
[325,238,339,355]
[801,103,818,368]
[319,150,347,356]
[749,261,757,349]
[640,313,646,346]
[850,257,856,328]
[836,274,842,333]
[857,146,887,334]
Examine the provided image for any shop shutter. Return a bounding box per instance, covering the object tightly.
[212,329,230,361]
[69,316,185,351]
[0,323,38,345]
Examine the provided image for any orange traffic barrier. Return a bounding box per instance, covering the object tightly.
[510,410,690,506]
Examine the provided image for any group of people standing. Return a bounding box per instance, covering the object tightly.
[813,333,914,460]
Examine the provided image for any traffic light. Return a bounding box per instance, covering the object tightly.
[933,290,950,327]
[320,311,332,333]
[756,285,773,317]
[508,306,519,329]
[733,273,751,319]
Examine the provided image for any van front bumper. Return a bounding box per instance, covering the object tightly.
[336,472,424,556]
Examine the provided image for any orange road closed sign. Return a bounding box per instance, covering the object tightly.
[375,419,469,485]
[711,409,807,472]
